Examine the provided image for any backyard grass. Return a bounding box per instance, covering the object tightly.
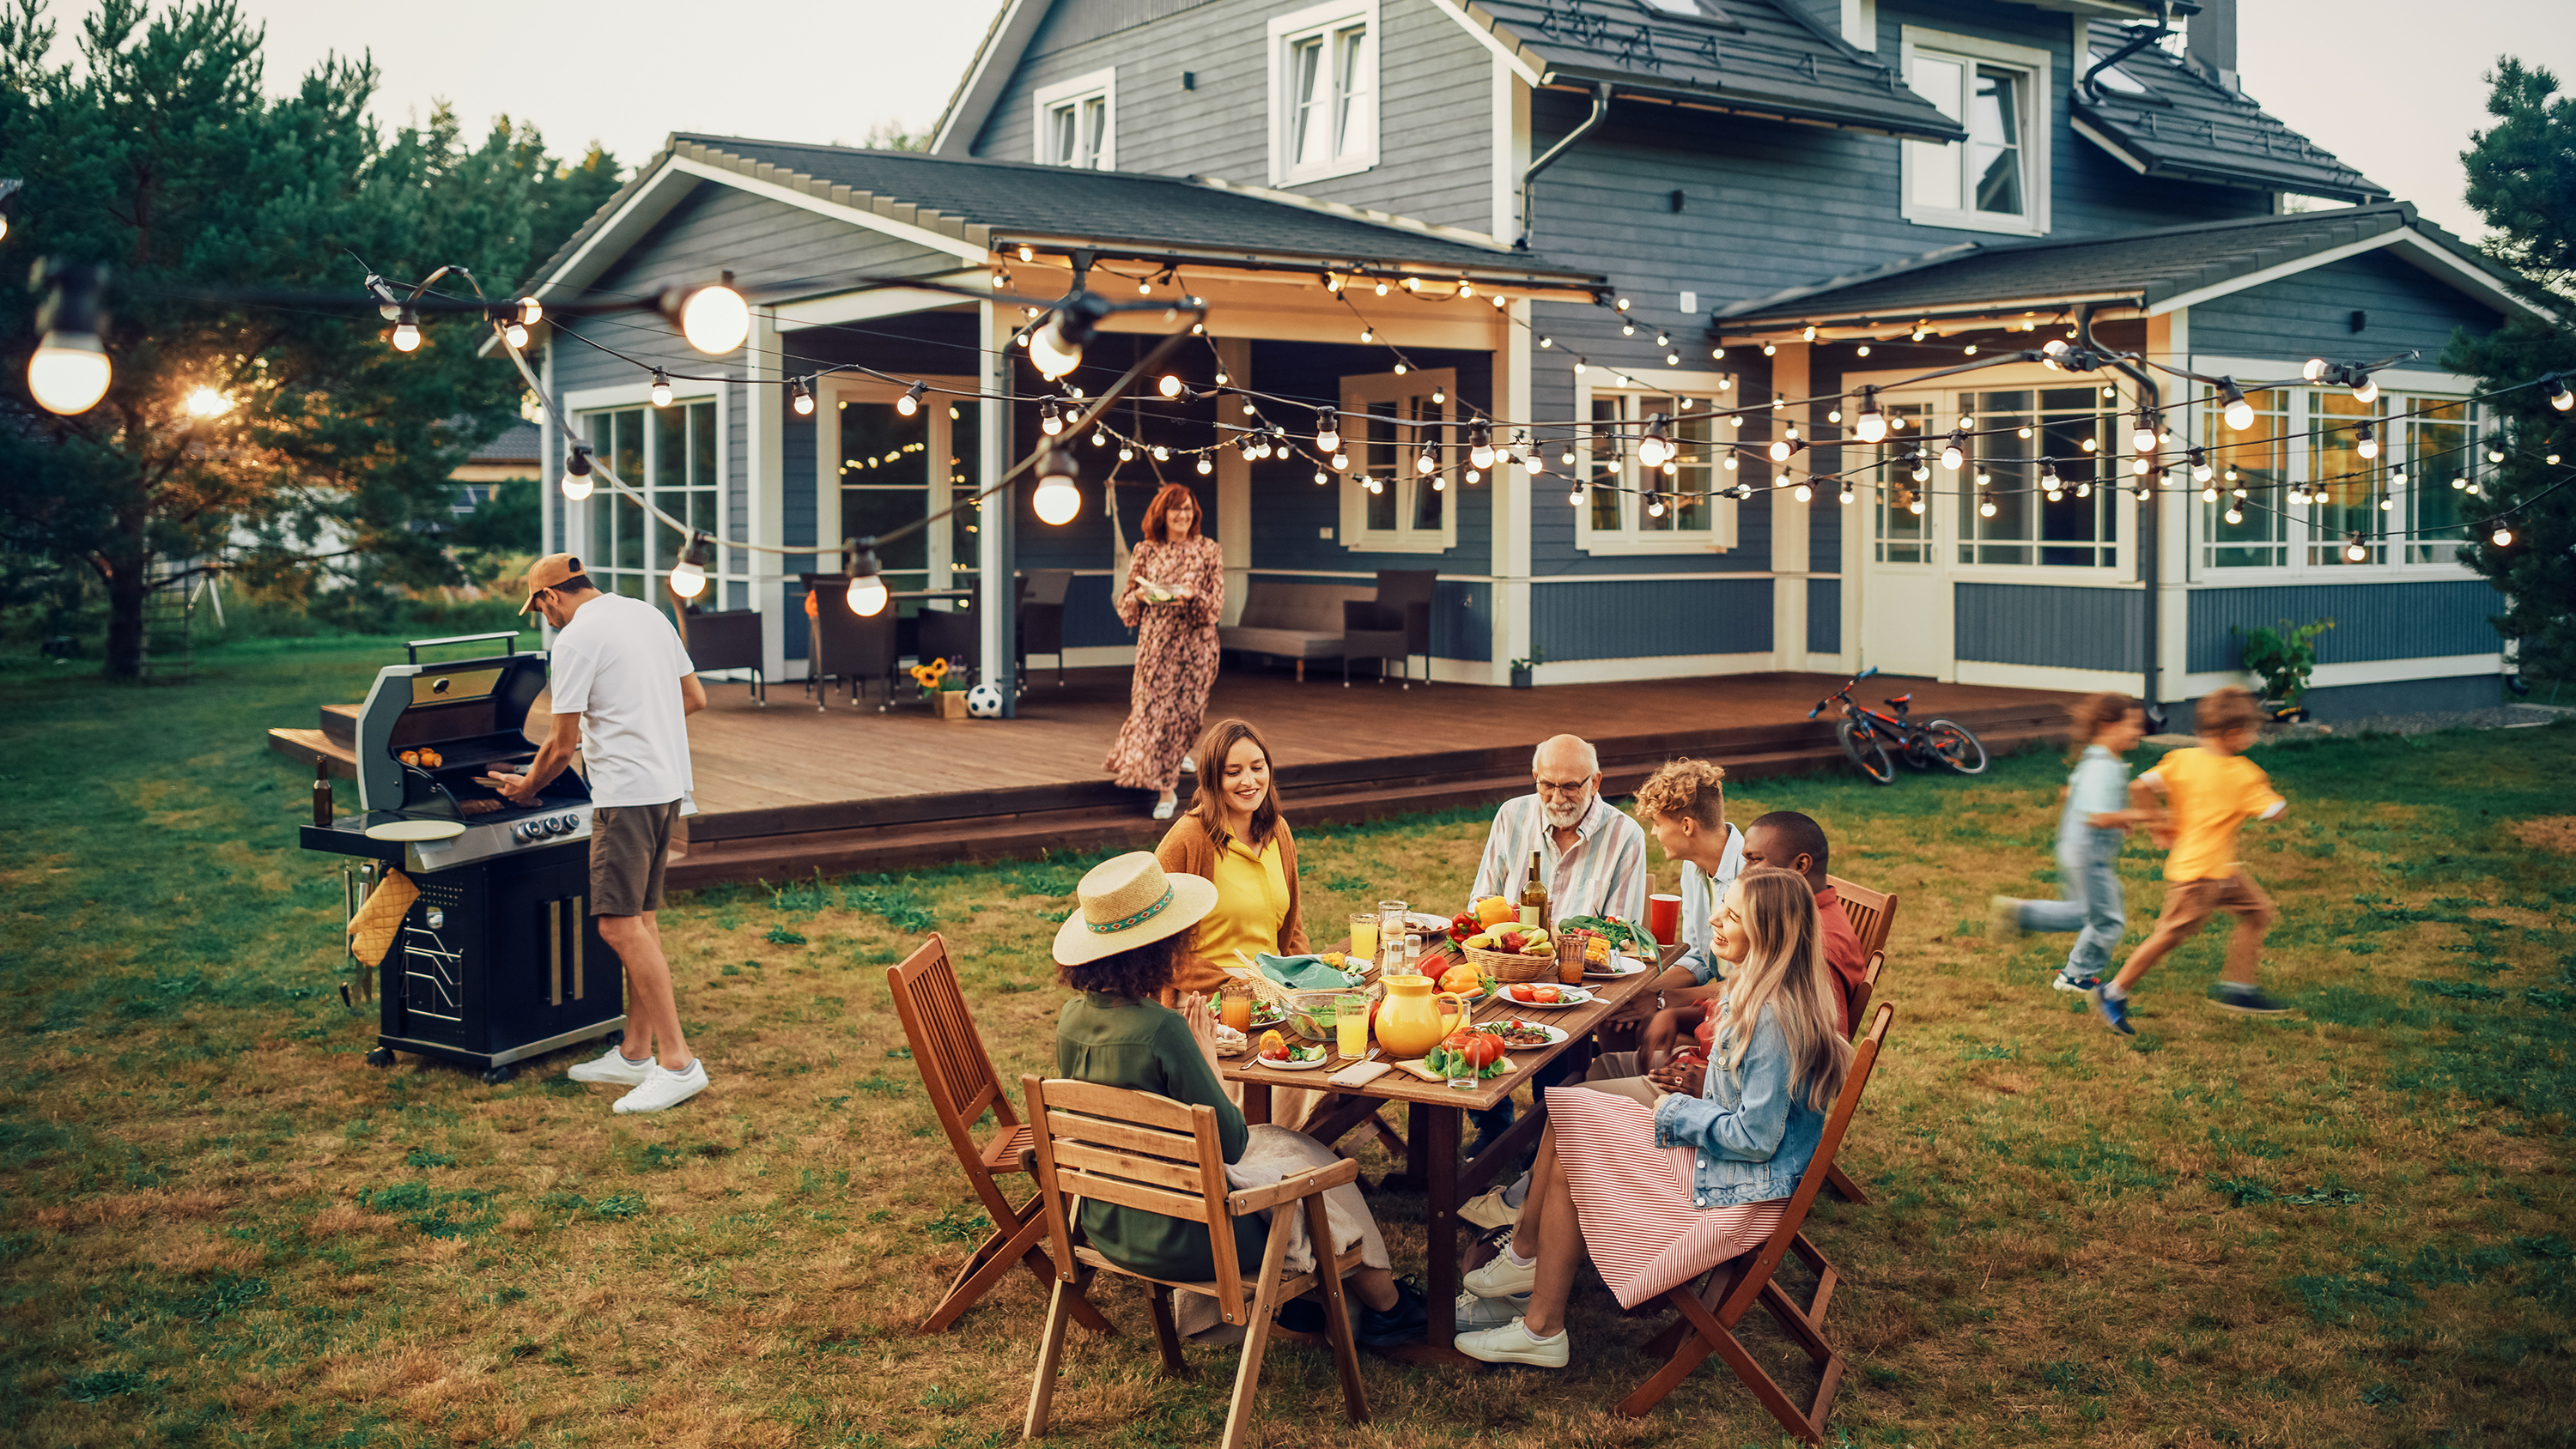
[1,640,2571,1448]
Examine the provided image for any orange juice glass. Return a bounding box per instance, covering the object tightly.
[1219,985,1254,1034]
[1348,912,1378,961]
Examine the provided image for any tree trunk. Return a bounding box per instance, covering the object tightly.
[103,552,149,680]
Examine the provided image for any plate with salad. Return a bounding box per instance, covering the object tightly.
[1253,1032,1331,1070]
[1487,1017,1569,1050]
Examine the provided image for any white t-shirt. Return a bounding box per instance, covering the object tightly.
[548,594,696,808]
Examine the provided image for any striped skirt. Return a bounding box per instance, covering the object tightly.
[1544,1085,1787,1308]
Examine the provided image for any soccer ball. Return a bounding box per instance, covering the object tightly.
[964,683,1005,719]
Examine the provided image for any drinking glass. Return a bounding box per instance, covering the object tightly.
[1378,900,1409,962]
[1218,983,1255,1034]
[1334,994,1370,1059]
[1447,1046,1479,1092]
[1348,912,1379,962]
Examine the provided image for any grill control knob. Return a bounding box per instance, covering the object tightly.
[550,815,572,835]
[511,822,532,842]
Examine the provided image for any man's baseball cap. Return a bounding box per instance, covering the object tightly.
[519,554,586,614]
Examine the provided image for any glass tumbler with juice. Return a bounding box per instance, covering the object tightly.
[1348,912,1378,961]
[1218,984,1255,1034]
[1334,994,1370,1058]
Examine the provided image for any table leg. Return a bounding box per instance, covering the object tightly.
[1242,1082,1272,1127]
[1371,1103,1479,1368]
[1376,1100,1431,1193]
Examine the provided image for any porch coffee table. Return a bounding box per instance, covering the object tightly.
[1222,962,1661,1366]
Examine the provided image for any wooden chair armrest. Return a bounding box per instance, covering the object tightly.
[1224,1157,1362,1216]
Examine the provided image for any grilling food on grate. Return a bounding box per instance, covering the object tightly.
[398,750,419,767]
[459,799,503,815]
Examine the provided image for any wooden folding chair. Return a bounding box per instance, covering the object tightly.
[1618,1003,1897,1442]
[1021,1076,1370,1449]
[1848,950,1886,1026]
[1826,875,1898,961]
[887,935,1112,1337]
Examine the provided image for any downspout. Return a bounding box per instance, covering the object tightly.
[2077,303,2166,725]
[1516,81,1613,250]
[2080,2,2172,102]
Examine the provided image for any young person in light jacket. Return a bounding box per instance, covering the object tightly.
[1452,868,1854,1366]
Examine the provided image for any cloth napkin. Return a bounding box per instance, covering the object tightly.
[1255,954,1354,992]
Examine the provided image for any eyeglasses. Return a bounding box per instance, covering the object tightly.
[1534,777,1593,796]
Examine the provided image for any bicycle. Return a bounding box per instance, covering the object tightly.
[1807,667,1990,785]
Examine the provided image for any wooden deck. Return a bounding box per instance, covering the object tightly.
[271,666,2079,888]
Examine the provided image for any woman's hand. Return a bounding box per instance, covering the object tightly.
[1645,1060,1706,1097]
[1642,1007,1691,1064]
[1178,991,1223,1075]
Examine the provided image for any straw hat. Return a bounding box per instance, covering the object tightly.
[1052,852,1218,966]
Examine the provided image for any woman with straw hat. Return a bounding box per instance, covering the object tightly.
[1053,852,1425,1343]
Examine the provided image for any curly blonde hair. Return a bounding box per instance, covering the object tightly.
[1632,757,1726,832]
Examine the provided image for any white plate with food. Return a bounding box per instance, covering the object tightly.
[1402,911,1455,936]
[1485,1017,1569,1050]
[1214,1023,1249,1057]
[1496,983,1594,1009]
[1584,952,1649,979]
[1254,1041,1333,1070]
[1241,1003,1290,1032]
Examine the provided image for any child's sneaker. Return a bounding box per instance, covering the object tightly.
[2095,990,2136,1035]
[1986,897,2024,944]
[2051,972,2101,996]
[2208,983,2292,1015]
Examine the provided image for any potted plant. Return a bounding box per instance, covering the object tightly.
[1509,652,1542,689]
[909,658,975,718]
[2233,617,2336,723]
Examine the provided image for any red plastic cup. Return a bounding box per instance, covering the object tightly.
[1646,893,1681,944]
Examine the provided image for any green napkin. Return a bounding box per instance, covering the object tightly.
[1256,954,1353,991]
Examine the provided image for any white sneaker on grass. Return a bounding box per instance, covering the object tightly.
[1461,1251,1538,1300]
[1455,1290,1530,1331]
[614,1059,709,1113]
[567,1044,655,1087]
[1454,1319,1568,1367]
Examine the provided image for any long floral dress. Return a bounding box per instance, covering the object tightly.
[1103,533,1225,792]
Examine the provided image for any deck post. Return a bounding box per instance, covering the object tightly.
[749,303,790,688]
[1493,299,1534,685]
[1771,342,1812,673]
[980,298,1018,712]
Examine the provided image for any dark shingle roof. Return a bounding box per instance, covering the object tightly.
[2073,21,2386,203]
[1710,203,2527,330]
[1458,0,1966,141]
[466,421,542,466]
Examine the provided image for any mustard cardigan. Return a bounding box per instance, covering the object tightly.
[1154,811,1311,995]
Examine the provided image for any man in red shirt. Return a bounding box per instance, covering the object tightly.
[1741,811,1868,1035]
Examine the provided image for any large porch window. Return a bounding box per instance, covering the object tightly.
[1338,368,1456,554]
[1866,387,2117,573]
[1576,382,1738,554]
[835,394,982,593]
[577,398,725,613]
[2192,384,2479,576]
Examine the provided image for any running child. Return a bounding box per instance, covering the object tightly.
[2096,686,2289,1034]
[1989,693,2154,997]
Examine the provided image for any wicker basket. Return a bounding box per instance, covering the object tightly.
[1234,967,1381,1041]
[1462,943,1558,984]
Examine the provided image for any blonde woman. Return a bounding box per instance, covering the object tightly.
[1453,868,1854,1365]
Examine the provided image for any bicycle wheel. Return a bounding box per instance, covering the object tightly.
[1923,718,1989,774]
[1837,720,1898,785]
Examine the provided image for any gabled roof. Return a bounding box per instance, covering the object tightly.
[466,421,542,466]
[933,0,1966,156]
[2073,20,2386,203]
[1710,202,2552,336]
[516,135,1610,318]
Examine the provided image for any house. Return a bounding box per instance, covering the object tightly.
[514,0,2550,724]
[449,420,541,515]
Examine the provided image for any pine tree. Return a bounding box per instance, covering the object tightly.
[0,0,620,674]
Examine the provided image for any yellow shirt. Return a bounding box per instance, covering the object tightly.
[2147,746,2286,882]
[1194,834,1292,967]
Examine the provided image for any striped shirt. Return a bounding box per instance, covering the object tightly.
[1470,793,1649,925]
[1674,823,1747,984]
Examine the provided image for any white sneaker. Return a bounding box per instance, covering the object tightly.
[1151,797,1176,821]
[1454,1319,1568,1367]
[1461,1251,1538,1300]
[1459,1186,1521,1231]
[614,1059,708,1113]
[1455,1290,1530,1330]
[568,1044,655,1086]
[1179,756,1196,773]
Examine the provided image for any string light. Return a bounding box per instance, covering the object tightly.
[2492,523,2515,546]
[1978,487,1997,518]
[668,531,713,599]
[664,282,751,355]
[1838,484,1854,506]
[845,541,890,617]
[1468,422,1495,471]
[2548,374,2573,411]
[2344,532,2369,563]
[1195,456,1213,476]
[1039,398,1064,435]
[1793,481,1813,503]
[1646,493,1666,518]
[1940,429,1966,470]
[1029,293,1107,380]
[2350,372,2379,405]
[2131,411,2160,454]
[2303,358,2329,382]
[517,297,544,328]
[1637,415,1674,469]
[649,369,673,408]
[1315,408,1340,453]
[2219,378,2257,432]
[502,316,530,349]
[1854,387,1886,444]
[391,307,422,353]
[1416,440,1438,476]
[2354,421,2379,459]
[1570,482,1587,507]
[896,379,925,417]
[790,377,815,416]
[559,443,594,500]
[26,261,112,415]
[1158,373,1183,398]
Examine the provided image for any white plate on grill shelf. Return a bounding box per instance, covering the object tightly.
[364,819,465,842]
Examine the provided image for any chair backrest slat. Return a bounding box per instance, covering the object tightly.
[1027,1076,1248,1316]
[1041,1078,1200,1132]
[1051,1139,1208,1197]
[1826,875,1898,961]
[1717,1002,1893,1326]
[888,936,1018,1135]
[1047,1109,1200,1161]
[1848,950,1886,1028]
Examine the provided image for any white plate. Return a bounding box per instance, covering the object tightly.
[1403,911,1453,934]
[1496,984,1594,1009]
[1485,1018,1570,1048]
[1585,952,1647,979]
[1254,1049,1333,1070]
[365,818,465,841]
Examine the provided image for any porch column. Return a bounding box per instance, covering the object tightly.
[1492,300,1534,685]
[539,336,559,561]
[1771,342,1812,671]
[978,298,1018,712]
[2150,308,2192,709]
[1215,336,1252,627]
[748,303,788,683]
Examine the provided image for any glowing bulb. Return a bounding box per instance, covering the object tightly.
[673,284,751,355]
[517,298,544,327]
[2132,419,2160,454]
[1158,373,1183,398]
[668,548,708,600]
[1315,410,1340,454]
[897,380,925,417]
[790,379,814,417]
[2549,374,2574,411]
[391,310,422,353]
[2352,376,2379,404]
[1793,482,1813,503]
[1838,486,1854,505]
[1854,389,1887,444]
[2492,524,2514,546]
[1032,449,1082,525]
[848,573,890,617]
[2303,358,2328,382]
[559,446,594,500]
[2221,383,2256,432]
[649,369,673,408]
[502,319,530,349]
[1195,456,1213,476]
[1978,492,1997,518]
[2344,535,2368,563]
[183,386,233,419]
[2225,506,2243,524]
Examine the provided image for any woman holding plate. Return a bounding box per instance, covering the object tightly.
[1105,483,1224,821]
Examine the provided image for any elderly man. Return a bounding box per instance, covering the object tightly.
[1469,734,1649,926]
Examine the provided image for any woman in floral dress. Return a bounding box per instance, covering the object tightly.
[1105,484,1224,819]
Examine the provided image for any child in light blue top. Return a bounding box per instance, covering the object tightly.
[1990,694,2153,993]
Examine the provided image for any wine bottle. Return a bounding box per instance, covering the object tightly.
[1520,848,1548,930]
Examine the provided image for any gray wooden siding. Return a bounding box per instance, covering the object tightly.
[2185,247,2507,364]
[1533,577,1773,660]
[977,0,1499,234]
[1807,576,1841,656]
[2184,579,2501,673]
[1954,583,2144,671]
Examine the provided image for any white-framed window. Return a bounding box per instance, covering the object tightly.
[1864,383,2123,574]
[2192,382,2482,576]
[1032,68,1115,171]
[1268,1,1377,185]
[1900,27,2050,236]
[575,397,730,615]
[1338,368,1457,554]
[1572,371,1741,554]
[826,378,983,592]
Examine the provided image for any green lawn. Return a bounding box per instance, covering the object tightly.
[1,642,2570,1447]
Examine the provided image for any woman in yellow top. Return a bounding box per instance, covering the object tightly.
[1155,718,1309,996]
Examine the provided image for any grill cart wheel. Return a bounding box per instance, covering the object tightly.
[481,1065,517,1085]
[366,1047,396,1067]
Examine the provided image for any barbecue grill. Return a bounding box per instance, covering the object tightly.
[301,631,628,1082]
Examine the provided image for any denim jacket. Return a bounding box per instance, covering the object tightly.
[1649,997,1826,1208]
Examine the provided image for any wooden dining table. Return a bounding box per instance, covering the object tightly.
[1221,947,1672,1365]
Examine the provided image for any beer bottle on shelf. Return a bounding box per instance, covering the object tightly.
[1520,848,1548,930]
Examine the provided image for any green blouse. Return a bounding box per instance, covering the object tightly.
[1054,991,1260,1282]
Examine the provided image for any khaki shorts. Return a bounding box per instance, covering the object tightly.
[590,801,681,917]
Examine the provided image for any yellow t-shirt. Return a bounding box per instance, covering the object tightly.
[2147,745,2286,882]
[1194,834,1292,967]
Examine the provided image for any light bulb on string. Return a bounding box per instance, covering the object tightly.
[844,542,890,617]
[1195,456,1213,476]
[2344,533,2368,563]
[559,444,595,500]
[2219,378,2256,432]
[1416,440,1438,476]
[2492,523,2515,547]
[649,369,673,408]
[2130,457,2150,476]
[1158,373,1183,398]
[1151,446,1170,462]
[1315,470,1329,485]
[790,377,815,416]
[1374,279,1389,296]
[502,317,530,349]
[1117,445,1134,461]
[2351,373,2379,404]
[2302,357,2329,382]
[2075,480,2093,500]
[1570,483,1587,507]
[1030,449,1084,525]
[1391,361,1406,375]
[2190,448,2213,483]
[2547,373,2574,410]
[1029,293,1107,380]
[26,262,112,415]
[1431,385,1446,405]
[1637,415,1674,469]
[1091,428,1109,447]
[1646,493,1666,518]
[2016,425,2033,440]
[896,379,925,417]
[1539,336,1553,349]
[1468,423,1495,471]
[1978,488,1997,518]
[659,282,750,355]
[2132,412,2160,454]
[391,308,422,353]
[2354,421,2379,460]
[1793,482,1813,503]
[1855,344,1870,357]
[1854,388,1886,444]
[2224,504,2244,524]
[1331,451,1349,470]
[1838,484,1854,506]
[517,297,544,328]
[1039,398,1064,436]
[2485,443,2506,464]
[668,531,713,600]
[2379,495,2393,512]
[2081,436,2099,453]
[1940,429,1965,470]
[1761,343,1777,356]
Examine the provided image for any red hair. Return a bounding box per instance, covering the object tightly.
[1141,484,1202,544]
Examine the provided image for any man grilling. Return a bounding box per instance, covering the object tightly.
[482,554,712,1113]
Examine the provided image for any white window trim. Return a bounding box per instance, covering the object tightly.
[1898,26,2051,238]
[820,373,982,590]
[1571,366,1741,555]
[1338,367,1459,555]
[1854,373,2132,580]
[563,384,736,597]
[1031,67,1117,171]
[1267,0,1380,187]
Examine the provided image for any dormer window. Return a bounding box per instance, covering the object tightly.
[1899,28,2050,236]
[1268,2,1378,185]
[1033,69,1115,171]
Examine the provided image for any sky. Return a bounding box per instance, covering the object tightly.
[43,0,2576,243]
